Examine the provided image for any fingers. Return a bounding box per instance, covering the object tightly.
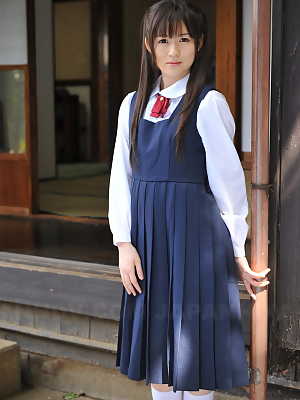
[120,260,144,296]
[243,271,270,301]
[121,272,134,294]
[246,267,271,277]
[135,257,144,281]
[244,280,256,301]
[121,272,137,296]
[129,271,142,295]
[244,276,270,287]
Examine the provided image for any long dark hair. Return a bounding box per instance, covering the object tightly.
[129,0,211,168]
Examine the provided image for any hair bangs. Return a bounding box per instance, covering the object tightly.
[154,9,186,38]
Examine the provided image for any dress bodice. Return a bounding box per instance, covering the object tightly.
[129,84,214,190]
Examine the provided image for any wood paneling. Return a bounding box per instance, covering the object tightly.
[216,0,242,153]
[269,0,300,358]
[91,0,123,162]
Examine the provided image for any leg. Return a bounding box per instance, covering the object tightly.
[151,383,183,399]
[183,389,214,399]
[152,384,173,392]
[188,390,213,396]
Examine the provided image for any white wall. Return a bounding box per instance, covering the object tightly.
[241,0,252,152]
[0,0,27,65]
[35,0,56,179]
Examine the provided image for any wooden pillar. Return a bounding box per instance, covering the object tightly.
[250,0,271,399]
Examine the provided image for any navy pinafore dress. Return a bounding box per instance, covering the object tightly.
[116,84,250,392]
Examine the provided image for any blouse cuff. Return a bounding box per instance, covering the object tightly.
[232,245,246,258]
[220,213,248,257]
[113,235,132,247]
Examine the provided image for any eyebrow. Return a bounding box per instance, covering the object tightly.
[158,32,191,37]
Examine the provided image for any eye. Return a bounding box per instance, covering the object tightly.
[158,38,168,44]
[180,37,190,42]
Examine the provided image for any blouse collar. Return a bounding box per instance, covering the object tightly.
[150,72,190,99]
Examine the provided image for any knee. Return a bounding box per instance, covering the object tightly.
[151,383,172,392]
[188,389,214,396]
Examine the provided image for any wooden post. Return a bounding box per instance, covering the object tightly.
[250,0,271,399]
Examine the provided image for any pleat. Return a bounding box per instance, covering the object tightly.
[198,191,216,389]
[172,183,187,392]
[227,279,249,386]
[117,179,140,374]
[160,182,170,383]
[116,283,125,368]
[130,178,139,246]
[127,180,147,378]
[119,277,134,373]
[189,184,200,389]
[172,184,202,391]
[211,208,233,388]
[147,182,170,384]
[224,222,249,386]
[166,183,176,388]
[144,181,155,385]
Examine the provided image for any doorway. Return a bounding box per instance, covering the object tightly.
[38,0,111,219]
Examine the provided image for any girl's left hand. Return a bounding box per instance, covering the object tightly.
[234,256,270,301]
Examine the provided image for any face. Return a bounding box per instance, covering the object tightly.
[145,21,202,86]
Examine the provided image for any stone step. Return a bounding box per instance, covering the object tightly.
[0,339,22,399]
[3,386,95,400]
[17,351,249,400]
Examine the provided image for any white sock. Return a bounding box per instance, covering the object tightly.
[151,385,183,399]
[183,390,214,399]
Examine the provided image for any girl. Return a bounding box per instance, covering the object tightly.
[108,0,270,399]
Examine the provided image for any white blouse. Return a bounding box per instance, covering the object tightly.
[108,73,249,257]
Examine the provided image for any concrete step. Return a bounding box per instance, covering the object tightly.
[4,383,300,400]
[13,351,250,400]
[3,386,96,400]
[3,386,248,400]
[0,339,22,399]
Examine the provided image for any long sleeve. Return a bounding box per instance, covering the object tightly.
[196,90,249,257]
[108,91,135,246]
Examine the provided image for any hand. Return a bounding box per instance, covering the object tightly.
[117,242,144,296]
[234,256,270,301]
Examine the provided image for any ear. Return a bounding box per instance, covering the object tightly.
[144,37,151,53]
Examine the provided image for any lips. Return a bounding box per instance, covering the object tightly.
[166,62,182,64]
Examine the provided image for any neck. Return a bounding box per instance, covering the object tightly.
[160,71,189,90]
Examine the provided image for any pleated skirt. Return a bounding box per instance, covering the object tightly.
[116,177,250,392]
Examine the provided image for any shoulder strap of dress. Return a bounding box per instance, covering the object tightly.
[196,83,215,106]
[128,91,138,132]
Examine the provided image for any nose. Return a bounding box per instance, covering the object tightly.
[168,41,180,57]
